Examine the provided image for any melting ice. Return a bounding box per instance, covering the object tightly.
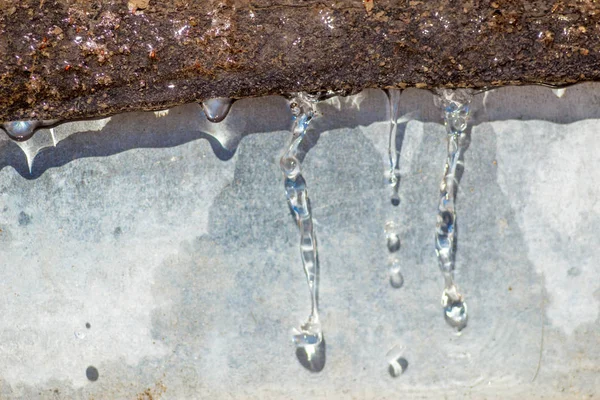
[384,90,404,289]
[201,98,234,123]
[1,120,58,142]
[433,88,473,331]
[280,92,326,372]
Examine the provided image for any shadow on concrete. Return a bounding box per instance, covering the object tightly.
[3,83,600,179]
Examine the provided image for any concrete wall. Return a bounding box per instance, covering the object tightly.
[0,86,597,399]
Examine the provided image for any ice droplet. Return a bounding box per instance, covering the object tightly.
[386,345,408,377]
[384,222,401,253]
[201,98,233,123]
[389,260,404,289]
[3,121,36,141]
[74,331,86,340]
[2,120,58,142]
[388,357,408,377]
[442,285,468,331]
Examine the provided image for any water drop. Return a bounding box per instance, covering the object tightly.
[448,114,467,133]
[281,93,326,372]
[289,101,301,117]
[280,156,301,179]
[3,121,36,141]
[388,356,408,377]
[442,285,468,330]
[295,334,326,373]
[1,120,58,142]
[384,222,401,253]
[389,260,404,289]
[443,299,468,331]
[201,98,233,123]
[386,232,400,253]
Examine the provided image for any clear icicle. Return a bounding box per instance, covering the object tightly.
[384,90,403,289]
[201,98,233,123]
[434,88,473,331]
[16,142,35,174]
[12,128,59,174]
[552,88,566,98]
[386,89,402,206]
[280,92,325,372]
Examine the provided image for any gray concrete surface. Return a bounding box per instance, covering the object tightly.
[0,86,598,399]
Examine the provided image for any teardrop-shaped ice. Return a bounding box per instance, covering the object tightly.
[389,264,404,289]
[384,221,401,253]
[201,98,233,123]
[388,356,408,377]
[385,345,408,377]
[3,121,38,141]
[441,285,468,331]
[2,120,59,142]
[443,298,468,331]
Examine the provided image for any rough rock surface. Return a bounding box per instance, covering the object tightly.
[1,0,600,121]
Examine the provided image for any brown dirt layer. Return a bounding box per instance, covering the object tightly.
[1,0,599,120]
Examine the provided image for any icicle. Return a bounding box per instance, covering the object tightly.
[552,88,566,98]
[433,88,473,331]
[16,142,35,174]
[153,109,170,118]
[201,98,234,123]
[10,128,59,174]
[2,120,58,142]
[386,89,402,206]
[280,92,325,372]
[384,89,404,289]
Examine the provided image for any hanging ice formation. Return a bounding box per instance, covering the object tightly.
[201,98,234,123]
[386,89,402,207]
[384,90,403,289]
[280,92,325,372]
[433,88,473,331]
[1,121,62,174]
